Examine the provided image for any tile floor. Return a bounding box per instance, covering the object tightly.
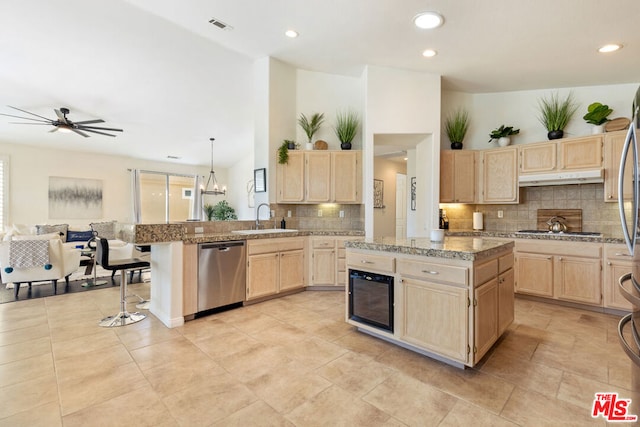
[0,284,637,426]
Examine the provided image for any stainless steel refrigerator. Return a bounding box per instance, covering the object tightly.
[617,85,640,418]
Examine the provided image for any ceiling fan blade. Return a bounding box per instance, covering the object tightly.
[8,122,51,125]
[49,127,59,133]
[7,105,53,121]
[0,112,51,123]
[77,125,123,132]
[54,109,69,124]
[80,128,117,137]
[71,128,90,137]
[73,119,105,125]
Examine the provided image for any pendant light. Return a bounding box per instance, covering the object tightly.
[202,137,226,196]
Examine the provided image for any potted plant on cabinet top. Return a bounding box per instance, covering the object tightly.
[334,110,359,150]
[583,102,613,134]
[488,125,520,147]
[537,92,579,140]
[277,140,293,164]
[298,112,325,150]
[444,109,469,150]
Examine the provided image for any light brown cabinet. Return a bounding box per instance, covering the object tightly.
[519,135,603,175]
[604,244,633,311]
[246,237,305,301]
[440,150,475,203]
[310,238,336,285]
[604,130,632,202]
[474,278,498,363]
[497,255,515,335]
[277,150,361,204]
[480,147,518,203]
[182,243,199,317]
[515,239,602,306]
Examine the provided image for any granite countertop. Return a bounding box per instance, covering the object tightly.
[345,236,514,261]
[183,229,364,244]
[446,230,624,244]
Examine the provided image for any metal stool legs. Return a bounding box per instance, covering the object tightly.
[99,269,146,327]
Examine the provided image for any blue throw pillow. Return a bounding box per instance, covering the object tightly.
[67,230,94,242]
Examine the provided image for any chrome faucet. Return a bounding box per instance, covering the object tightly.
[256,203,270,229]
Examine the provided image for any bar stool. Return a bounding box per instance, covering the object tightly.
[96,238,150,327]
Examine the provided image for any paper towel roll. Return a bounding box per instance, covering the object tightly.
[473,212,483,230]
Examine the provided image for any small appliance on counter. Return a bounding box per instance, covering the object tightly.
[439,209,449,229]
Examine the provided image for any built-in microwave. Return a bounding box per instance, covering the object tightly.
[348,269,394,332]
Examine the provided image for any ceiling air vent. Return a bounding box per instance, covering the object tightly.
[208,18,233,31]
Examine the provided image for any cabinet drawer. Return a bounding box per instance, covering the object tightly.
[338,248,346,259]
[604,244,633,261]
[278,238,305,252]
[474,259,498,286]
[248,237,304,255]
[516,239,601,258]
[313,238,335,249]
[346,252,395,274]
[499,253,514,273]
[397,259,468,285]
[337,258,346,273]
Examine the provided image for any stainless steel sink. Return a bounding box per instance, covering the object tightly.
[231,229,298,235]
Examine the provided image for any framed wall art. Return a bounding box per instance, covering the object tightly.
[49,176,103,219]
[373,179,384,209]
[410,176,416,211]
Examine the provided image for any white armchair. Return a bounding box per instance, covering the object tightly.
[0,239,81,298]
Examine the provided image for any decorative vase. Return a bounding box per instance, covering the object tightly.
[498,137,511,147]
[340,142,352,150]
[592,124,605,134]
[547,130,564,140]
[287,141,296,149]
[450,142,463,150]
[305,142,314,150]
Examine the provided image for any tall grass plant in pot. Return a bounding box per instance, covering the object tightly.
[444,109,469,149]
[537,92,579,140]
[334,110,359,150]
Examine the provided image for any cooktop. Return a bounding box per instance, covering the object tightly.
[516,230,602,237]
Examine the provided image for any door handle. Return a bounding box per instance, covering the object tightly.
[618,123,638,256]
[618,313,640,367]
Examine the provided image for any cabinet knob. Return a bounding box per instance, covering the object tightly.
[558,257,563,261]
[607,261,612,266]
[608,195,613,199]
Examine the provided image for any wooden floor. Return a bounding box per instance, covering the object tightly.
[0,286,636,426]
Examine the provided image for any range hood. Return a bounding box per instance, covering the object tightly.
[518,169,604,187]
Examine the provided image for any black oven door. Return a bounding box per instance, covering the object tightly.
[348,269,394,332]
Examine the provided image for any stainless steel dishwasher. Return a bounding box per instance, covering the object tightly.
[197,241,246,312]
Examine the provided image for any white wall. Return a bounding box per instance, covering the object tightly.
[364,66,441,238]
[1,142,215,227]
[373,158,406,238]
[442,83,639,151]
[296,70,363,150]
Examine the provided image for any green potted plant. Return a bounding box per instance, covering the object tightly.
[211,200,237,220]
[583,102,613,134]
[278,140,295,164]
[537,92,579,140]
[203,203,215,221]
[298,112,324,150]
[444,109,469,150]
[488,125,520,146]
[334,110,359,150]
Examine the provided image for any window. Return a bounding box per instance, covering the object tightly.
[137,171,196,223]
[0,156,8,228]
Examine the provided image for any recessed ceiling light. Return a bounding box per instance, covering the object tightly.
[413,12,444,29]
[285,29,299,38]
[422,49,437,58]
[598,43,622,53]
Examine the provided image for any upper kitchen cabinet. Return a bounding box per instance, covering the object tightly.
[277,150,362,204]
[519,135,604,175]
[440,150,476,203]
[604,130,632,202]
[479,147,518,204]
[519,141,557,174]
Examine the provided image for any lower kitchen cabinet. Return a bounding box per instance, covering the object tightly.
[498,265,515,335]
[515,239,602,306]
[474,278,498,363]
[310,238,336,286]
[246,237,305,301]
[604,243,634,311]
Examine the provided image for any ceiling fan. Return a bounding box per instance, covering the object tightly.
[0,105,123,137]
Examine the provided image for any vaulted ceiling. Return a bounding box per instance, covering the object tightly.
[1,0,638,167]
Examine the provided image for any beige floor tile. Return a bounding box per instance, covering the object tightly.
[286,385,390,426]
[480,350,563,396]
[531,342,609,383]
[129,336,205,371]
[142,351,226,397]
[609,356,639,390]
[0,312,48,333]
[0,401,61,427]
[62,385,177,427]
[54,344,133,382]
[374,345,444,384]
[428,364,515,414]
[501,386,603,426]
[557,372,639,411]
[309,319,355,342]
[51,329,120,360]
[249,322,309,345]
[332,330,394,358]
[194,329,260,360]
[49,321,112,343]
[115,322,181,351]
[514,324,576,349]
[489,327,540,360]
[0,336,51,365]
[280,336,347,368]
[0,301,47,321]
[0,352,54,387]
[162,372,257,426]
[176,317,241,342]
[317,351,396,397]
[217,342,293,383]
[439,400,519,427]
[245,360,331,414]
[213,400,294,427]
[0,322,50,346]
[0,374,58,419]
[363,372,458,426]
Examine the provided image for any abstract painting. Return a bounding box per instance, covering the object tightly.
[49,177,103,219]
[373,179,384,208]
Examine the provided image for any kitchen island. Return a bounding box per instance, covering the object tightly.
[345,236,514,368]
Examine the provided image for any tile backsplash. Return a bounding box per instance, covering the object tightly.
[441,184,626,238]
